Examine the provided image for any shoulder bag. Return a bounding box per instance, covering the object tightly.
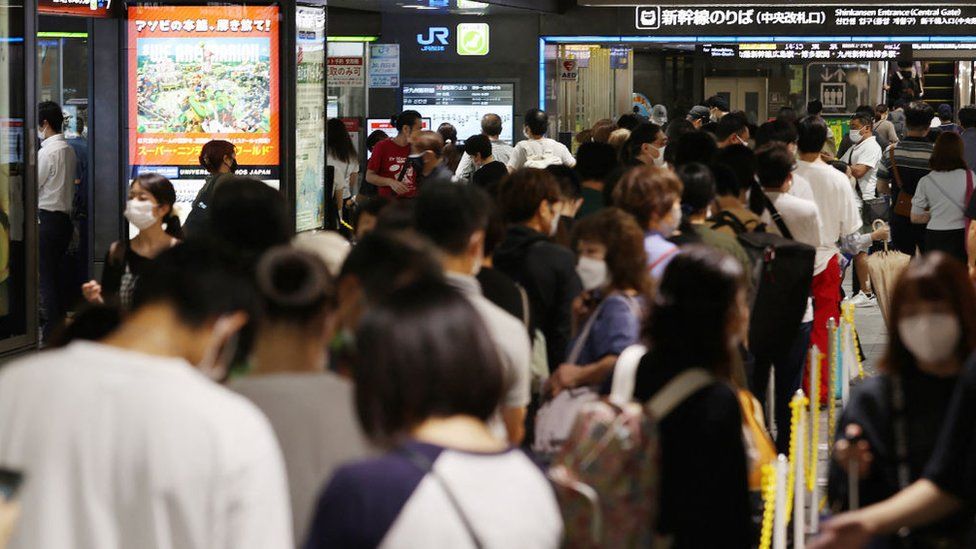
[890,148,914,218]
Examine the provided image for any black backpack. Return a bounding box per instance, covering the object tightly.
[731,197,815,360]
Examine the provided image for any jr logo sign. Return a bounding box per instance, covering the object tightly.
[417,27,450,52]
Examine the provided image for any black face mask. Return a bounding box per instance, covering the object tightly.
[406,154,425,173]
[226,158,239,173]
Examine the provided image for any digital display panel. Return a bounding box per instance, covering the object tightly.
[127,5,280,220]
[699,42,909,61]
[401,83,515,144]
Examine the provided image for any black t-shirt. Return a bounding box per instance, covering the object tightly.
[472,161,509,195]
[633,352,752,548]
[924,354,976,501]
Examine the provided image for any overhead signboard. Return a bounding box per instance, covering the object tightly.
[369,44,401,88]
[401,83,515,144]
[634,5,976,33]
[127,5,280,218]
[699,43,910,61]
[39,0,114,17]
[327,56,365,88]
[585,0,968,4]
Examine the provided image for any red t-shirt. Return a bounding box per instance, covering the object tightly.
[367,138,418,199]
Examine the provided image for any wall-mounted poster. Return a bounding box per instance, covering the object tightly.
[127,5,280,220]
[295,4,326,233]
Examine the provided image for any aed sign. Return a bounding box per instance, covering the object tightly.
[417,23,490,56]
[560,59,579,80]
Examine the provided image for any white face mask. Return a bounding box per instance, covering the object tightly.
[524,127,532,139]
[576,256,609,291]
[652,145,667,167]
[124,199,158,230]
[197,316,241,382]
[849,129,864,144]
[898,313,961,365]
[548,209,560,237]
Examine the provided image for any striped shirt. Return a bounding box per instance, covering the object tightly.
[877,136,934,196]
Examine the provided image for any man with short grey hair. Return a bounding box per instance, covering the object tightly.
[455,113,515,183]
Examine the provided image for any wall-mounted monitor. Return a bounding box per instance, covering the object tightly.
[401,82,515,144]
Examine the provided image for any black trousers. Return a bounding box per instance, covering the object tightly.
[751,321,812,454]
[925,228,967,265]
[39,209,73,340]
[890,214,926,256]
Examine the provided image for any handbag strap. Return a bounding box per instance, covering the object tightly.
[566,297,610,365]
[889,147,905,192]
[402,446,485,549]
[762,192,795,240]
[608,344,648,405]
[889,374,912,490]
[647,368,715,420]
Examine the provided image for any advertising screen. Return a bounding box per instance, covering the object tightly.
[127,5,280,220]
[401,83,514,144]
[295,5,326,233]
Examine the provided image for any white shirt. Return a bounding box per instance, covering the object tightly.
[328,154,359,199]
[0,342,293,549]
[795,159,863,275]
[231,372,372,545]
[37,133,77,213]
[762,191,824,323]
[913,168,972,231]
[841,136,883,202]
[507,137,576,171]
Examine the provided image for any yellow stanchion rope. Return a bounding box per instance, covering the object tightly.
[843,303,866,379]
[786,393,808,520]
[807,348,821,493]
[758,463,777,549]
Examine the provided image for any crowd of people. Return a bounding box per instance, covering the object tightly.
[7,95,976,548]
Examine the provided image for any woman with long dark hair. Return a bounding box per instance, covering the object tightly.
[827,253,976,546]
[81,173,181,308]
[305,280,563,548]
[632,246,752,548]
[327,118,359,218]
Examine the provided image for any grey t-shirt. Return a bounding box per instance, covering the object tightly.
[230,372,372,545]
[913,168,972,231]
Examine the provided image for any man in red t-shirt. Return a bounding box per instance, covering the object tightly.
[366,110,424,199]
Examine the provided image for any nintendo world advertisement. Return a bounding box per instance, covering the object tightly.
[127,5,280,217]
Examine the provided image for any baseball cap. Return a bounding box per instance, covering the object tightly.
[687,105,710,122]
[938,103,954,119]
[651,104,668,126]
[705,95,730,113]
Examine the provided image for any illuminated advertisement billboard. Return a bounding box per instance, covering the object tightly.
[127,5,280,216]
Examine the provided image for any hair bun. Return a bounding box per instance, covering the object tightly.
[256,247,329,308]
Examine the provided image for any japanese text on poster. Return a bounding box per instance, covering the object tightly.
[295,5,326,233]
[327,56,364,88]
[127,5,280,173]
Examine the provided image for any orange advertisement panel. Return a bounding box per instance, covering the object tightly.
[127,5,280,170]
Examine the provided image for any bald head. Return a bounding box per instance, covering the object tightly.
[481,113,503,138]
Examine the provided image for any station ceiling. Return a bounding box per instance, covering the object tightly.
[326,0,565,13]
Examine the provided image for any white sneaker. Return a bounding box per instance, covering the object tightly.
[849,291,876,308]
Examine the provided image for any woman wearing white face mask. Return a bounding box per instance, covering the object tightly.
[620,122,668,169]
[82,173,181,308]
[611,165,685,281]
[548,208,648,396]
[826,252,976,547]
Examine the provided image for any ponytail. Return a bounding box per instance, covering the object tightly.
[164,213,184,239]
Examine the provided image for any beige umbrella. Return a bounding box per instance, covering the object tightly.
[866,221,912,324]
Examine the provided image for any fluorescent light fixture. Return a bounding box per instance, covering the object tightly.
[328,36,380,42]
[37,32,88,38]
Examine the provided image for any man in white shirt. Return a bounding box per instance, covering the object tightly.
[795,117,880,402]
[414,183,532,445]
[455,113,515,182]
[36,101,77,339]
[841,112,885,307]
[0,240,293,549]
[507,108,576,171]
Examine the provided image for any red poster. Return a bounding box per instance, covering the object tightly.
[127,5,280,170]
